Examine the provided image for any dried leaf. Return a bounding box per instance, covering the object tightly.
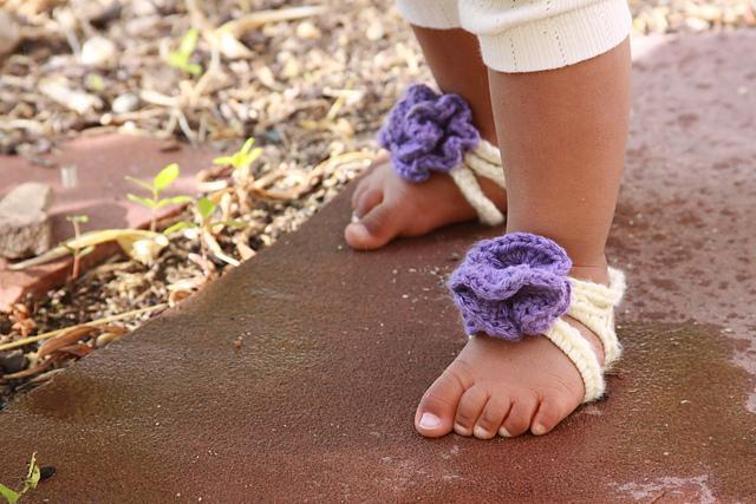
[37,325,98,358]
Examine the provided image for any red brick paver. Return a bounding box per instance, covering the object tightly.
[0,33,754,502]
[0,134,215,309]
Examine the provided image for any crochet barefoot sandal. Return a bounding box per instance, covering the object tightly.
[448,233,626,403]
[380,84,506,225]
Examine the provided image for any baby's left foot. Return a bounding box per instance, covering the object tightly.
[415,265,610,439]
[415,318,604,438]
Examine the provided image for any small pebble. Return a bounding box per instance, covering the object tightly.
[80,36,117,67]
[111,93,139,114]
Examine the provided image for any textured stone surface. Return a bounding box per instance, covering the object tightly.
[0,134,214,309]
[0,33,754,502]
[0,182,52,259]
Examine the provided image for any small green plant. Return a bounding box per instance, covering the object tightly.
[164,197,244,267]
[0,453,40,503]
[65,214,94,280]
[213,137,263,174]
[126,163,193,232]
[166,28,202,76]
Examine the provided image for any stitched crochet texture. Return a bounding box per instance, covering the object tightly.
[448,232,572,341]
[379,84,479,183]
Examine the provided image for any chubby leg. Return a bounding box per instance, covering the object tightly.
[415,39,631,438]
[345,27,506,250]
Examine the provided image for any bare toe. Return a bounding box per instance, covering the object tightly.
[353,188,383,218]
[344,202,404,250]
[500,393,539,437]
[454,386,489,437]
[531,393,577,436]
[473,395,511,440]
[415,366,470,438]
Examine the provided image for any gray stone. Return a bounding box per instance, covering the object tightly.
[0,182,53,259]
[0,350,27,374]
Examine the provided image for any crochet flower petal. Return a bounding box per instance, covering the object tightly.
[379,84,480,183]
[448,233,572,340]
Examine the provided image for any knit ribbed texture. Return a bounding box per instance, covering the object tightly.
[395,0,460,29]
[395,0,632,73]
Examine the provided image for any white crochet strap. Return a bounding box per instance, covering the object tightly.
[568,268,626,367]
[450,140,506,226]
[544,318,605,403]
[545,268,626,403]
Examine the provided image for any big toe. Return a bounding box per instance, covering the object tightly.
[345,202,404,251]
[415,367,469,438]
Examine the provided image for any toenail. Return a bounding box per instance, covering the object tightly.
[498,426,511,437]
[351,212,360,223]
[419,412,441,429]
[454,423,471,435]
[531,424,547,436]
[473,425,490,439]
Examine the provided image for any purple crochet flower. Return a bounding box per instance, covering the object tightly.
[448,233,573,341]
[379,84,480,183]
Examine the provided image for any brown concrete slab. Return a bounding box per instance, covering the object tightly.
[0,134,214,309]
[0,32,754,502]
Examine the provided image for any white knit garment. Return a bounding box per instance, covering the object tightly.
[395,0,632,72]
[543,267,626,403]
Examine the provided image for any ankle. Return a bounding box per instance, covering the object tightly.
[570,258,609,285]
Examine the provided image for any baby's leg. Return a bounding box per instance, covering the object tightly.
[415,1,631,438]
[345,5,506,250]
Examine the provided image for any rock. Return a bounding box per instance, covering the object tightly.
[0,350,27,374]
[111,93,139,114]
[0,182,53,259]
[0,10,21,58]
[80,36,117,67]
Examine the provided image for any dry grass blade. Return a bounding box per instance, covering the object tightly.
[36,325,98,358]
[1,359,55,381]
[221,6,328,37]
[0,304,168,353]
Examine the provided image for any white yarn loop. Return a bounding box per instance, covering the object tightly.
[544,268,626,403]
[452,140,507,225]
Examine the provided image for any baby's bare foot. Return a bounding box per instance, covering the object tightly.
[415,268,608,439]
[344,152,507,250]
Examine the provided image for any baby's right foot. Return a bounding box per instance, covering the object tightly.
[345,152,507,250]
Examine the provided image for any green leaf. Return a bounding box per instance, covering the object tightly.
[167,52,186,68]
[179,29,199,57]
[196,197,216,220]
[185,62,202,76]
[212,155,234,167]
[163,221,196,235]
[127,194,158,209]
[0,484,20,504]
[125,176,154,192]
[153,163,180,192]
[156,195,194,209]
[240,137,255,155]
